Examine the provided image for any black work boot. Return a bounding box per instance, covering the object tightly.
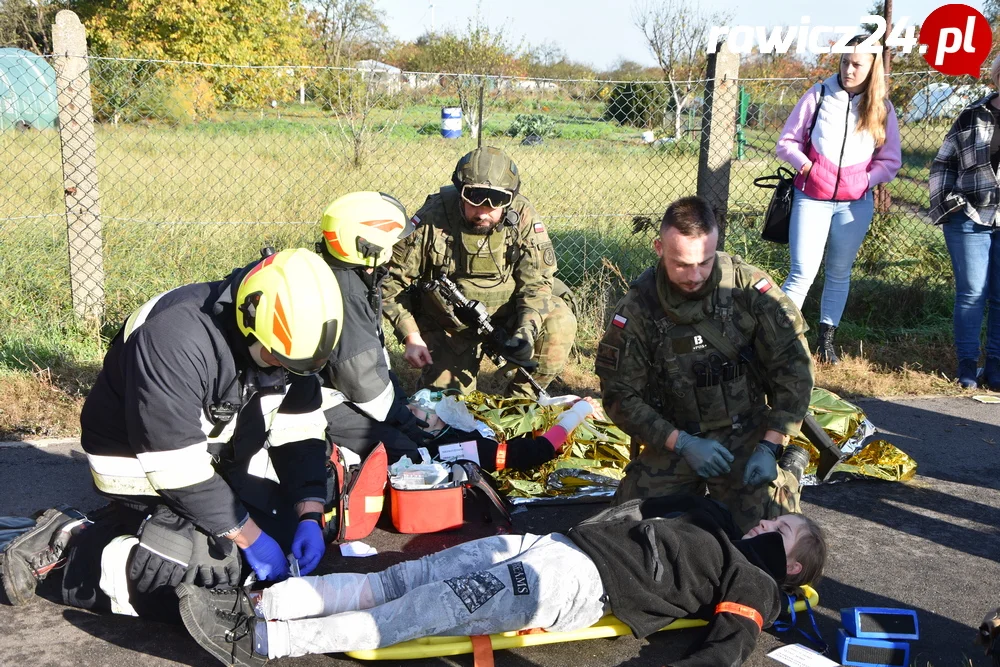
[778,445,811,483]
[983,357,1000,391]
[1,505,90,605]
[817,323,840,365]
[178,584,268,667]
[958,358,980,389]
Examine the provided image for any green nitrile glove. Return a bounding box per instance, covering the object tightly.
[743,440,782,487]
[674,431,734,478]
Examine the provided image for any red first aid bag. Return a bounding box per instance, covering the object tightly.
[326,442,387,543]
[388,460,512,535]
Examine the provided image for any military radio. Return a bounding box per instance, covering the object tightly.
[421,273,549,399]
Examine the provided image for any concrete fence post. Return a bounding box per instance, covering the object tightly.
[696,40,740,249]
[52,10,103,320]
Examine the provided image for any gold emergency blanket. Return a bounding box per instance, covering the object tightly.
[790,388,917,484]
[830,439,918,483]
[459,388,917,500]
[461,392,629,499]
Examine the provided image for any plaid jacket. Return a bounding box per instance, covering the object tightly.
[929,92,1000,226]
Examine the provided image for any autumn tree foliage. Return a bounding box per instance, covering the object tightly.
[71,0,309,106]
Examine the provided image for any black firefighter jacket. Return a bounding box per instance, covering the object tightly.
[80,263,328,538]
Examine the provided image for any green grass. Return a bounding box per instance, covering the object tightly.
[0,104,957,380]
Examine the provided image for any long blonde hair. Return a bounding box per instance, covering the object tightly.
[844,34,888,147]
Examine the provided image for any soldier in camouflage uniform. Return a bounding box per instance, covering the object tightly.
[596,196,814,533]
[382,147,577,398]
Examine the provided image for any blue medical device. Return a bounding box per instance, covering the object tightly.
[840,607,919,640]
[837,628,911,667]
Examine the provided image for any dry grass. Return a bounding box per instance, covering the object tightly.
[5,337,980,443]
[814,353,965,399]
[0,372,87,441]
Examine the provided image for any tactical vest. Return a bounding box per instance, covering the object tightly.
[419,186,522,331]
[635,254,763,435]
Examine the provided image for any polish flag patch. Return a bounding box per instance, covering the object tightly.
[753,278,772,294]
[410,215,421,226]
[533,222,545,234]
[612,314,628,329]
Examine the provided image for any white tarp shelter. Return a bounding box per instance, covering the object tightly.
[903,82,990,123]
[0,48,57,130]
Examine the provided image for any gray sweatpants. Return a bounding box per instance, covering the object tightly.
[264,532,608,658]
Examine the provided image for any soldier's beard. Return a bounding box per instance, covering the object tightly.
[464,219,501,235]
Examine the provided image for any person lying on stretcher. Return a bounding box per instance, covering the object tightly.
[178,494,827,667]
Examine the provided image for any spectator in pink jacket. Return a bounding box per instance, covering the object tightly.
[776,35,901,364]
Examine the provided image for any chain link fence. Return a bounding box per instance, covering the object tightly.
[0,45,974,345]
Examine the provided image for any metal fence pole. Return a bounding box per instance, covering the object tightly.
[52,9,103,320]
[696,41,740,249]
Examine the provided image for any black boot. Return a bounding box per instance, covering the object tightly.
[1,506,90,605]
[958,358,980,389]
[177,584,267,667]
[983,357,1000,391]
[817,323,840,365]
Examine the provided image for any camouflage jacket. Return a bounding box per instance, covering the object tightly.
[596,253,814,453]
[382,185,558,341]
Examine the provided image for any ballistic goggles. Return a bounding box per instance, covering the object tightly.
[460,184,514,209]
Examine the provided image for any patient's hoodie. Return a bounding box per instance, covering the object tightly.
[567,495,785,667]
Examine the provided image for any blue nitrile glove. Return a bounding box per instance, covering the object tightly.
[743,440,781,487]
[291,519,325,575]
[674,431,735,478]
[241,531,290,582]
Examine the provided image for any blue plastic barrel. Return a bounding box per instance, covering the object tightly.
[441,106,462,139]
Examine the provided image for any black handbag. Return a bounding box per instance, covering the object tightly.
[753,83,826,245]
[753,167,796,244]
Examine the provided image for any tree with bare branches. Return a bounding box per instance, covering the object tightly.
[632,0,729,139]
[305,0,388,67]
[322,64,402,169]
[413,16,521,139]
[0,0,62,54]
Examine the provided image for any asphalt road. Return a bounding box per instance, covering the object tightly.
[1,395,998,667]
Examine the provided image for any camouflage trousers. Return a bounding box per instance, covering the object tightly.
[417,294,577,398]
[613,421,801,534]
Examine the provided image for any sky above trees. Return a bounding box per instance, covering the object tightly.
[376,0,953,70]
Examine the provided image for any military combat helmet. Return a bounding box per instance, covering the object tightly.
[451,147,520,209]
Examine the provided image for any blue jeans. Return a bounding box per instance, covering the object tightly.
[781,189,875,326]
[942,211,1000,361]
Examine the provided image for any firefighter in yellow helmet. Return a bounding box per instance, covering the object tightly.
[3,249,345,621]
[314,191,432,465]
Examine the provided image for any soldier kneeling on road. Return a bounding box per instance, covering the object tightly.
[596,196,816,534]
